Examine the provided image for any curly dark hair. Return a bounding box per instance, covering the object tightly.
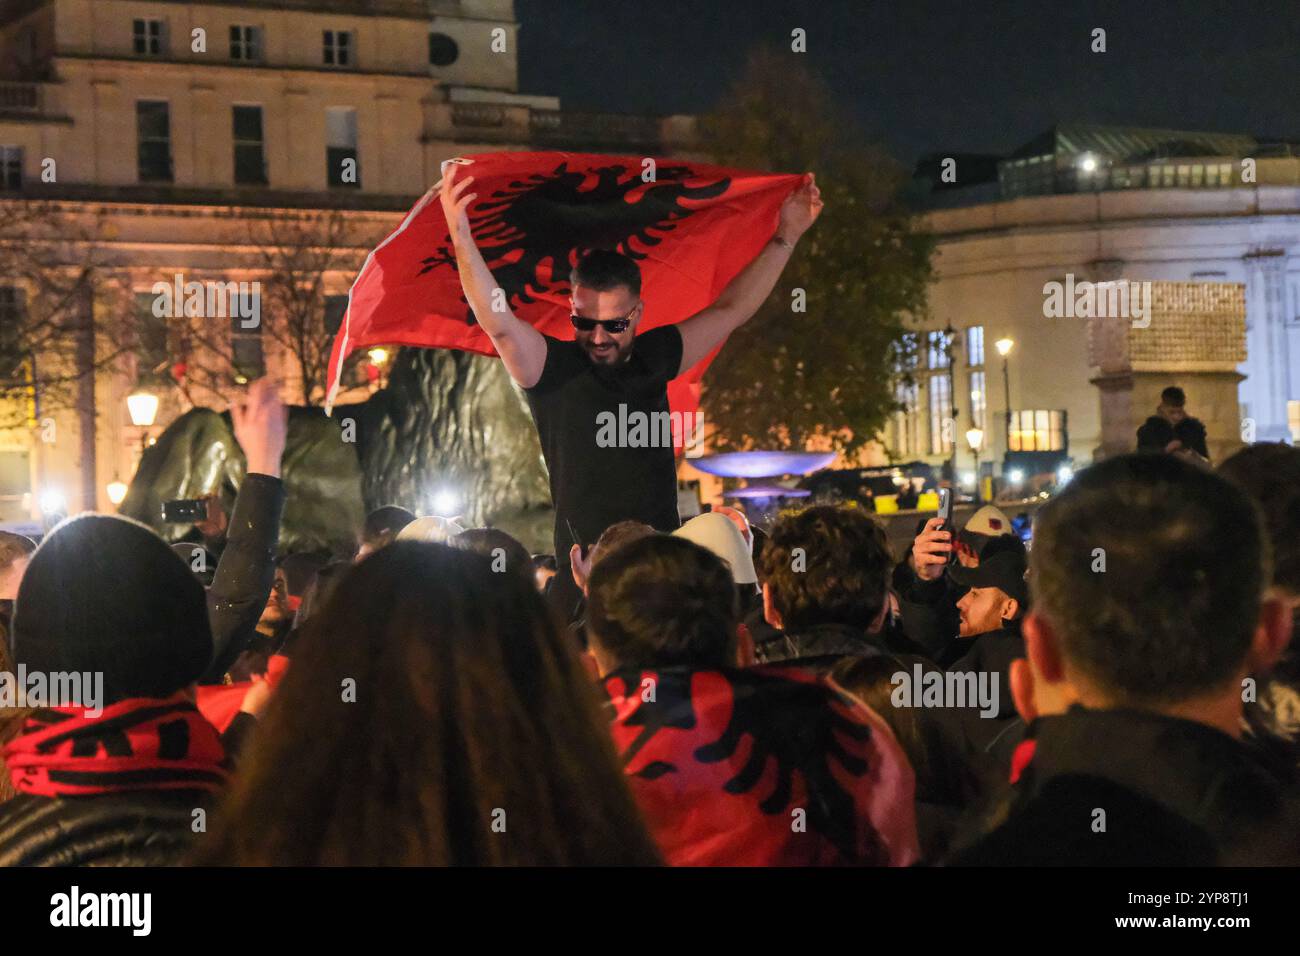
[758,505,892,633]
[586,534,737,670]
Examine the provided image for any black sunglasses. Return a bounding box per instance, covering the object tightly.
[570,307,638,335]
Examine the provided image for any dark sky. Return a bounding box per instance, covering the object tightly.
[514,0,1300,165]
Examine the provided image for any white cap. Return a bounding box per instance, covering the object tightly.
[963,505,1013,537]
[672,512,757,585]
[396,515,465,544]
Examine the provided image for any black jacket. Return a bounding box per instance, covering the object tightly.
[897,573,965,660]
[753,621,923,673]
[0,790,212,866]
[200,473,285,683]
[942,624,1026,760]
[950,706,1300,865]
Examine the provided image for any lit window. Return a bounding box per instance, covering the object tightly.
[927,329,951,370]
[929,375,953,455]
[966,325,984,367]
[1010,409,1066,452]
[970,370,986,431]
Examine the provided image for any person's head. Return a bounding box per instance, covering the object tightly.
[573,519,657,594]
[569,249,643,366]
[1017,454,1291,735]
[197,542,661,865]
[673,512,758,586]
[0,532,35,602]
[758,505,892,634]
[954,505,1016,567]
[262,552,326,629]
[531,553,557,592]
[1218,442,1300,600]
[1137,415,1178,453]
[395,514,465,545]
[586,534,737,674]
[451,528,533,584]
[11,515,211,706]
[829,654,981,811]
[357,505,417,559]
[1159,386,1188,424]
[951,545,1028,637]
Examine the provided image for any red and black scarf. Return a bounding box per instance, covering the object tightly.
[4,693,227,798]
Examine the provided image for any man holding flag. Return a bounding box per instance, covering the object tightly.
[437,161,822,617]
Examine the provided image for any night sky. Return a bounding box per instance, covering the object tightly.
[515,0,1300,165]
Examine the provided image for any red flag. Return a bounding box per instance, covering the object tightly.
[325,151,802,438]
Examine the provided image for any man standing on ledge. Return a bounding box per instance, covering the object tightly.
[439,163,823,617]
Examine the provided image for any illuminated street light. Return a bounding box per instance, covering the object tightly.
[431,488,459,516]
[126,391,159,428]
[995,338,1014,357]
[106,480,128,506]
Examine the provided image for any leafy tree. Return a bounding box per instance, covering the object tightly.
[697,45,933,457]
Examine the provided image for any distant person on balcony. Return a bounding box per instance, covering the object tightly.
[437,161,823,621]
[1137,386,1209,461]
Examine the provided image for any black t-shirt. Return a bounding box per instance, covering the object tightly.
[525,325,684,553]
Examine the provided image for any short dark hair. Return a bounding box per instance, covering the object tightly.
[1031,453,1266,705]
[571,249,641,297]
[1218,442,1300,596]
[586,534,737,670]
[589,519,656,572]
[363,506,416,549]
[758,505,892,633]
[451,528,533,582]
[1161,386,1186,407]
[0,531,35,572]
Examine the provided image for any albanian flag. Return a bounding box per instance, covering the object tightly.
[604,665,920,866]
[325,152,803,434]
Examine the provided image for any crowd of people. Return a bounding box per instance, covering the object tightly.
[0,375,1297,867]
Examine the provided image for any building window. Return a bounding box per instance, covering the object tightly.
[928,374,952,455]
[0,286,26,381]
[136,101,172,183]
[324,295,349,335]
[965,325,984,367]
[134,291,170,384]
[926,329,951,370]
[326,107,359,188]
[323,30,352,66]
[230,25,262,61]
[232,106,266,185]
[1010,409,1066,452]
[429,32,459,66]
[970,370,986,431]
[230,296,263,383]
[1289,401,1300,444]
[0,146,21,190]
[133,18,165,56]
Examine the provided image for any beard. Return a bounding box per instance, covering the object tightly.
[582,340,631,365]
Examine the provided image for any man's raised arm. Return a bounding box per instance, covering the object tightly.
[440,162,547,388]
[676,173,823,375]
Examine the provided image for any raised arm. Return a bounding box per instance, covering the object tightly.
[676,173,823,375]
[440,162,547,388]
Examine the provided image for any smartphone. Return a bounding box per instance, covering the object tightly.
[162,498,208,523]
[936,487,955,565]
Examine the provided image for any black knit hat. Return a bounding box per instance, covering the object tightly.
[11,514,212,705]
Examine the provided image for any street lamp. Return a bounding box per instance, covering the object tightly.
[127,390,159,453]
[994,338,1014,474]
[106,479,128,507]
[966,427,984,501]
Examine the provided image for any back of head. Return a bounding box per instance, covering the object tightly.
[1218,442,1300,597]
[198,541,659,865]
[1031,453,1265,706]
[12,514,211,705]
[396,514,464,545]
[589,519,655,571]
[451,528,533,582]
[571,249,641,295]
[587,534,737,670]
[759,505,891,633]
[673,512,758,585]
[1161,386,1187,408]
[362,505,416,551]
